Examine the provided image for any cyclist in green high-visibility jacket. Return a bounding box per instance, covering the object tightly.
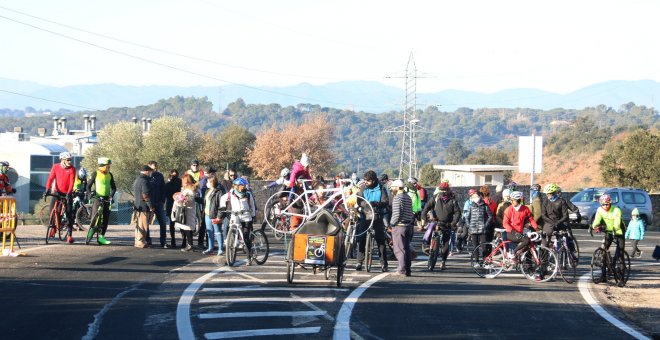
[86,157,117,245]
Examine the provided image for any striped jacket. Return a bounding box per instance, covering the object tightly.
[390,192,414,227]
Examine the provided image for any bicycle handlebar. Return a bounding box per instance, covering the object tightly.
[526,231,541,242]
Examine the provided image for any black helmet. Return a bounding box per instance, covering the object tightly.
[379,174,389,182]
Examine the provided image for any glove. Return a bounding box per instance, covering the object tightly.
[43,189,51,200]
[212,218,220,224]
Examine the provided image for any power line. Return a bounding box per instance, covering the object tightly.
[0,89,100,110]
[0,13,369,109]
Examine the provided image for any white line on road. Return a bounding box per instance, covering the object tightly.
[82,282,142,340]
[205,326,321,339]
[199,297,336,303]
[577,273,650,340]
[200,311,327,319]
[177,268,225,340]
[211,278,354,283]
[333,273,389,340]
[202,287,348,292]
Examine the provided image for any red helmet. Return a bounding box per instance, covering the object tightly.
[468,188,477,196]
[599,194,612,205]
[438,181,450,190]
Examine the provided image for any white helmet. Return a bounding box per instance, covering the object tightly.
[390,179,404,189]
[280,167,290,178]
[59,152,72,160]
[502,189,511,198]
[510,191,523,200]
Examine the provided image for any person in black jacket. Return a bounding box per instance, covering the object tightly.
[148,161,168,248]
[356,170,390,272]
[421,181,461,270]
[202,176,226,255]
[541,183,569,247]
[164,169,182,248]
[133,165,153,248]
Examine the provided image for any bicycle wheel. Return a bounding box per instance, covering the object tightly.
[365,231,374,272]
[344,224,355,261]
[558,247,577,284]
[86,213,101,245]
[336,244,345,287]
[264,191,299,233]
[226,228,237,266]
[39,204,50,227]
[613,250,631,287]
[470,243,504,278]
[428,236,440,271]
[590,248,606,284]
[76,205,91,231]
[570,236,580,265]
[521,246,557,282]
[272,216,288,240]
[250,229,270,265]
[45,225,54,244]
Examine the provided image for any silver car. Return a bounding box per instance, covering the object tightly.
[570,187,653,227]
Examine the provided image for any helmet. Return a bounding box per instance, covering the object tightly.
[59,152,72,160]
[407,177,417,184]
[98,157,111,166]
[280,168,290,178]
[531,184,541,192]
[543,183,559,194]
[78,168,87,180]
[346,194,358,207]
[380,174,389,182]
[0,161,9,167]
[390,179,404,188]
[506,181,517,190]
[438,181,449,190]
[468,188,478,196]
[351,173,358,181]
[502,189,511,198]
[233,177,248,186]
[510,191,524,200]
[599,194,612,205]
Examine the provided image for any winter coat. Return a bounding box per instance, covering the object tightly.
[625,219,645,240]
[421,194,461,230]
[288,160,311,188]
[466,200,493,235]
[171,188,197,231]
[503,205,538,234]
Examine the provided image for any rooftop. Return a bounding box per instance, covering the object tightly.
[433,164,519,172]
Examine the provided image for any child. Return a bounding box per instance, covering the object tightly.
[625,208,645,258]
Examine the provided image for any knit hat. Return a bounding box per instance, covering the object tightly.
[300,153,309,167]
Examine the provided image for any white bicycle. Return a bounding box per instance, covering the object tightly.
[225,210,269,266]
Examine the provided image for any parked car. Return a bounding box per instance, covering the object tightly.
[570,187,653,228]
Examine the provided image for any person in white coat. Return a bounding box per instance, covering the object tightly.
[220,177,257,265]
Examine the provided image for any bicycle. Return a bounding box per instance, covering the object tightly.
[85,196,112,245]
[552,230,579,284]
[264,197,289,240]
[590,227,630,287]
[264,179,374,260]
[470,228,558,282]
[44,193,70,244]
[73,194,92,231]
[226,210,269,266]
[364,227,375,272]
[426,224,445,271]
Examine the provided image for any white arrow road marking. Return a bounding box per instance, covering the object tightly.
[200,311,327,319]
[333,273,389,339]
[205,326,321,339]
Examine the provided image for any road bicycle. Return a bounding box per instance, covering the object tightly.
[264,197,289,240]
[44,193,70,244]
[264,179,374,258]
[552,230,579,284]
[41,193,90,231]
[85,196,111,245]
[226,210,269,266]
[470,228,558,282]
[426,224,445,271]
[590,227,630,287]
[364,227,376,272]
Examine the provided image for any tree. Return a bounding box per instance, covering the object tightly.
[445,140,469,165]
[142,116,202,173]
[199,124,256,175]
[600,129,660,192]
[82,121,144,194]
[418,163,442,187]
[247,115,335,179]
[464,147,512,165]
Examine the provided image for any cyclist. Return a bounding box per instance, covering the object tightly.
[503,191,539,261]
[86,157,117,245]
[287,154,312,230]
[71,168,88,230]
[540,183,568,248]
[220,177,257,265]
[0,161,16,195]
[264,167,291,189]
[44,152,76,243]
[591,194,625,282]
[420,181,461,270]
[355,170,390,272]
[528,184,543,226]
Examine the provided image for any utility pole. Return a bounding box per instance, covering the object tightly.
[385,52,425,180]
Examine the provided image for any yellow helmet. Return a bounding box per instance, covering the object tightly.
[346,194,358,207]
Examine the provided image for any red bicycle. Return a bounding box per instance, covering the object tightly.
[45,193,70,244]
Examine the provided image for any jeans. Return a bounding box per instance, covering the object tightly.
[149,202,168,246]
[204,215,223,254]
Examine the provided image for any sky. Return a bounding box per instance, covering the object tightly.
[1,0,659,95]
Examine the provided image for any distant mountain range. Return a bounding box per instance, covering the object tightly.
[1,77,658,113]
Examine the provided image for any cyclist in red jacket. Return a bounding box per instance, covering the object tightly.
[503,191,539,258]
[44,152,77,243]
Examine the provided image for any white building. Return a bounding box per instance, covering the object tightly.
[433,164,519,187]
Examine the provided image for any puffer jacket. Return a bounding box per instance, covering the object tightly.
[625,219,645,240]
[466,200,493,235]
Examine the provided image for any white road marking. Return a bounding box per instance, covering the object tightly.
[177,268,225,340]
[200,296,336,303]
[205,326,320,339]
[577,273,650,340]
[82,282,142,340]
[199,311,327,319]
[202,287,348,292]
[211,278,354,283]
[333,273,389,339]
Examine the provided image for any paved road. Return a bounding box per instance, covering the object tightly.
[1,225,657,339]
